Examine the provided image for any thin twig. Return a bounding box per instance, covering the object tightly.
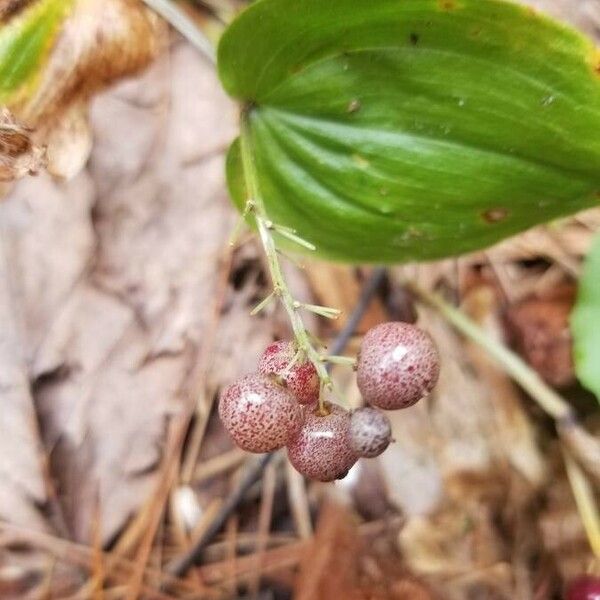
[247,461,277,598]
[327,267,386,361]
[142,0,216,64]
[165,453,275,578]
[286,460,313,540]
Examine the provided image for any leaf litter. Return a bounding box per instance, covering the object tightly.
[0,0,598,598]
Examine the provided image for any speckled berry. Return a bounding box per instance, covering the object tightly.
[349,407,392,458]
[566,576,600,600]
[287,403,357,482]
[219,374,304,453]
[258,340,320,405]
[357,322,440,410]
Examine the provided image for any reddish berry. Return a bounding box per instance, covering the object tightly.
[349,407,392,458]
[566,576,600,600]
[219,374,303,453]
[258,340,320,405]
[287,402,357,482]
[357,322,440,410]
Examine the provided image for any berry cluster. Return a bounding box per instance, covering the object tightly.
[566,575,600,600]
[219,322,440,481]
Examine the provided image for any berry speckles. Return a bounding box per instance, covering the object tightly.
[258,340,320,405]
[287,403,357,482]
[349,407,392,458]
[219,374,304,453]
[566,575,600,600]
[357,322,440,410]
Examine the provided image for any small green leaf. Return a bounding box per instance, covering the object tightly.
[219,0,600,262]
[0,0,75,105]
[572,232,600,403]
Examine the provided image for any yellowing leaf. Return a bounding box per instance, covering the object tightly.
[0,0,74,105]
[0,0,165,181]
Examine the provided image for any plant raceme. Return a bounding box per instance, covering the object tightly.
[218,322,440,482]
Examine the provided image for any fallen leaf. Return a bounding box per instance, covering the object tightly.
[0,107,45,181]
[1,43,238,543]
[0,234,48,532]
[504,285,575,388]
[294,501,362,600]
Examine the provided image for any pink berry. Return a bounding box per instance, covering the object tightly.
[357,322,440,410]
[349,407,392,458]
[287,403,357,482]
[219,374,303,453]
[258,340,320,405]
[566,576,600,600]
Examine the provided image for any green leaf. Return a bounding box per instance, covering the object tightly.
[0,0,75,105]
[219,0,600,262]
[572,232,600,403]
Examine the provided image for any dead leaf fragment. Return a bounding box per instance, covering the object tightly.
[294,501,362,600]
[0,108,45,181]
[2,43,238,543]
[504,286,575,388]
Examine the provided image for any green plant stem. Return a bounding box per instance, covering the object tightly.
[240,111,332,411]
[404,280,572,422]
[142,0,216,64]
[562,446,600,559]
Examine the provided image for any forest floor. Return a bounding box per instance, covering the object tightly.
[0,0,599,598]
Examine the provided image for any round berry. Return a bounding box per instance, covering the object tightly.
[287,403,357,482]
[357,322,440,410]
[258,340,320,405]
[566,576,600,600]
[219,374,303,453]
[349,407,392,458]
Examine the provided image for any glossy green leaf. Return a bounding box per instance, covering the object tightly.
[572,232,600,403]
[219,0,600,262]
[0,0,75,105]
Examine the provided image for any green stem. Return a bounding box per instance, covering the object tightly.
[142,0,216,64]
[240,111,331,411]
[562,446,600,559]
[404,281,572,422]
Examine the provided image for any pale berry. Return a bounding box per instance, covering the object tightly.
[566,576,600,600]
[287,402,357,482]
[219,374,303,453]
[349,407,392,458]
[258,340,320,405]
[357,322,440,410]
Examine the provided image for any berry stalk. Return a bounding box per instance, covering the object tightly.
[240,109,333,412]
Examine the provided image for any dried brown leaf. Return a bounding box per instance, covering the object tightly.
[1,43,238,543]
[504,286,576,388]
[294,501,362,600]
[0,108,45,182]
[0,241,48,532]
